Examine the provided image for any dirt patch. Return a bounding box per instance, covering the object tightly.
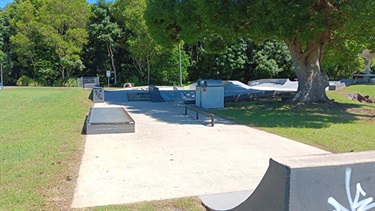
[343,93,375,122]
[345,107,375,122]
[347,93,375,103]
[44,137,86,210]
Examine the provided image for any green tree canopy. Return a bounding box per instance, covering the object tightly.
[36,0,90,78]
[187,39,294,82]
[89,0,121,84]
[114,0,160,84]
[7,0,90,84]
[0,11,8,64]
[152,47,190,85]
[146,0,375,103]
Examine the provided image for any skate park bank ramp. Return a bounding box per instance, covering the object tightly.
[101,80,298,104]
[102,79,348,104]
[149,85,196,103]
[200,150,375,211]
[151,80,298,103]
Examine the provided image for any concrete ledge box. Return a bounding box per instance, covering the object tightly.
[86,107,135,134]
[92,87,104,103]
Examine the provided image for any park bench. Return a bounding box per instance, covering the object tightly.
[184,105,215,126]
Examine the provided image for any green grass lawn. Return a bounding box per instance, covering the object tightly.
[1,85,374,210]
[213,84,375,153]
[0,88,93,210]
[85,197,205,211]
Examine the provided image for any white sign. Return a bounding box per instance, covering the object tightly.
[106,70,111,77]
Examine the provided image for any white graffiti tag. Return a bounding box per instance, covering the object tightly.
[328,167,375,211]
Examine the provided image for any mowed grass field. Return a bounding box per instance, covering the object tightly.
[0,88,92,210]
[213,84,375,153]
[0,85,374,210]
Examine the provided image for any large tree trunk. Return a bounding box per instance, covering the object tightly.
[286,38,330,104]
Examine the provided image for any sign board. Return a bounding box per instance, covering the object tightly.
[106,70,111,77]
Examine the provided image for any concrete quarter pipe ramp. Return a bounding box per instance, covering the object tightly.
[200,151,375,211]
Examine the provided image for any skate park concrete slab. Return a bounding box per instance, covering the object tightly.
[199,190,254,211]
[71,101,329,208]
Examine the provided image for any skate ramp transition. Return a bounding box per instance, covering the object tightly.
[149,85,196,103]
[103,90,129,104]
[248,79,298,92]
[149,81,295,103]
[223,80,271,102]
[102,80,297,104]
[200,151,375,211]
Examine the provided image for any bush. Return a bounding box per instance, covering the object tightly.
[127,76,141,86]
[16,76,33,86]
[54,78,78,87]
[62,78,78,87]
[29,80,42,87]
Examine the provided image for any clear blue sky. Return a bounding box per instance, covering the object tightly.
[0,0,113,8]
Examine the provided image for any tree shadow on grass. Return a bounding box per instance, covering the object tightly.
[214,99,375,129]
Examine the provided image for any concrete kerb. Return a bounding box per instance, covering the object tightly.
[71,101,329,208]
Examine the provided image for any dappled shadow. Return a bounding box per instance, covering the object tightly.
[100,89,232,126]
[213,100,375,129]
[98,89,374,129]
[103,100,233,127]
[124,101,234,126]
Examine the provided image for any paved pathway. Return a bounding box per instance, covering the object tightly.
[71,101,328,208]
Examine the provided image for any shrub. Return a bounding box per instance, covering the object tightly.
[54,78,78,87]
[16,76,33,86]
[29,80,42,87]
[62,78,78,87]
[127,76,141,86]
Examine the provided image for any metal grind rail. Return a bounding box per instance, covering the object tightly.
[184,105,215,127]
